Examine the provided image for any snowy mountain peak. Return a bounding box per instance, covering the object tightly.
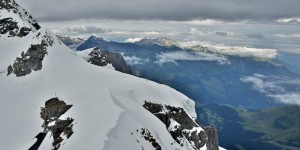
[0,0,40,37]
[0,0,64,77]
[88,35,105,42]
[0,1,217,150]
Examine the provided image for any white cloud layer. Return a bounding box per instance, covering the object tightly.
[155,51,229,65]
[184,19,224,25]
[274,33,300,38]
[16,0,300,22]
[124,38,143,43]
[277,18,300,24]
[122,55,150,65]
[270,93,300,105]
[43,21,299,56]
[179,41,278,59]
[241,74,300,105]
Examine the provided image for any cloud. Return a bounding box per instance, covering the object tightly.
[287,19,300,24]
[274,33,300,38]
[179,41,278,59]
[184,19,223,25]
[215,31,228,36]
[188,28,235,37]
[16,0,300,22]
[271,93,300,105]
[246,33,264,39]
[155,51,229,65]
[277,18,300,24]
[55,26,107,35]
[51,25,167,39]
[241,74,300,105]
[124,38,142,43]
[122,55,150,65]
[240,74,285,93]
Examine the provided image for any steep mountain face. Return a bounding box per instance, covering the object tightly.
[143,102,208,149]
[0,0,40,37]
[76,47,132,74]
[0,1,213,150]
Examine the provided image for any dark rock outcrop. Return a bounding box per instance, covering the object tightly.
[0,0,15,10]
[143,101,208,150]
[139,128,162,150]
[2,0,52,77]
[87,47,132,74]
[40,97,74,150]
[6,31,54,77]
[7,40,48,77]
[0,17,31,37]
[0,0,40,38]
[40,98,73,123]
[204,127,219,150]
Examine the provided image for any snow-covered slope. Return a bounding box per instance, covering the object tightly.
[0,1,209,150]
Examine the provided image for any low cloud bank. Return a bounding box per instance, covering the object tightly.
[241,74,300,105]
[179,41,278,59]
[155,51,229,65]
[123,55,150,65]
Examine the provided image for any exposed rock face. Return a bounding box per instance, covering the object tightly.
[6,32,54,77]
[7,40,48,76]
[143,101,208,150]
[2,0,53,77]
[139,128,162,150]
[204,127,219,150]
[0,17,31,37]
[88,47,107,66]
[0,0,14,9]
[40,98,74,150]
[0,0,40,38]
[87,47,132,74]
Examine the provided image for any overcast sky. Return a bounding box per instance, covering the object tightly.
[16,0,300,23]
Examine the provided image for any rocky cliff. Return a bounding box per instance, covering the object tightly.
[76,47,132,74]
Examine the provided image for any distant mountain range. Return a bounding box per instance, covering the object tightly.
[67,36,300,109]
